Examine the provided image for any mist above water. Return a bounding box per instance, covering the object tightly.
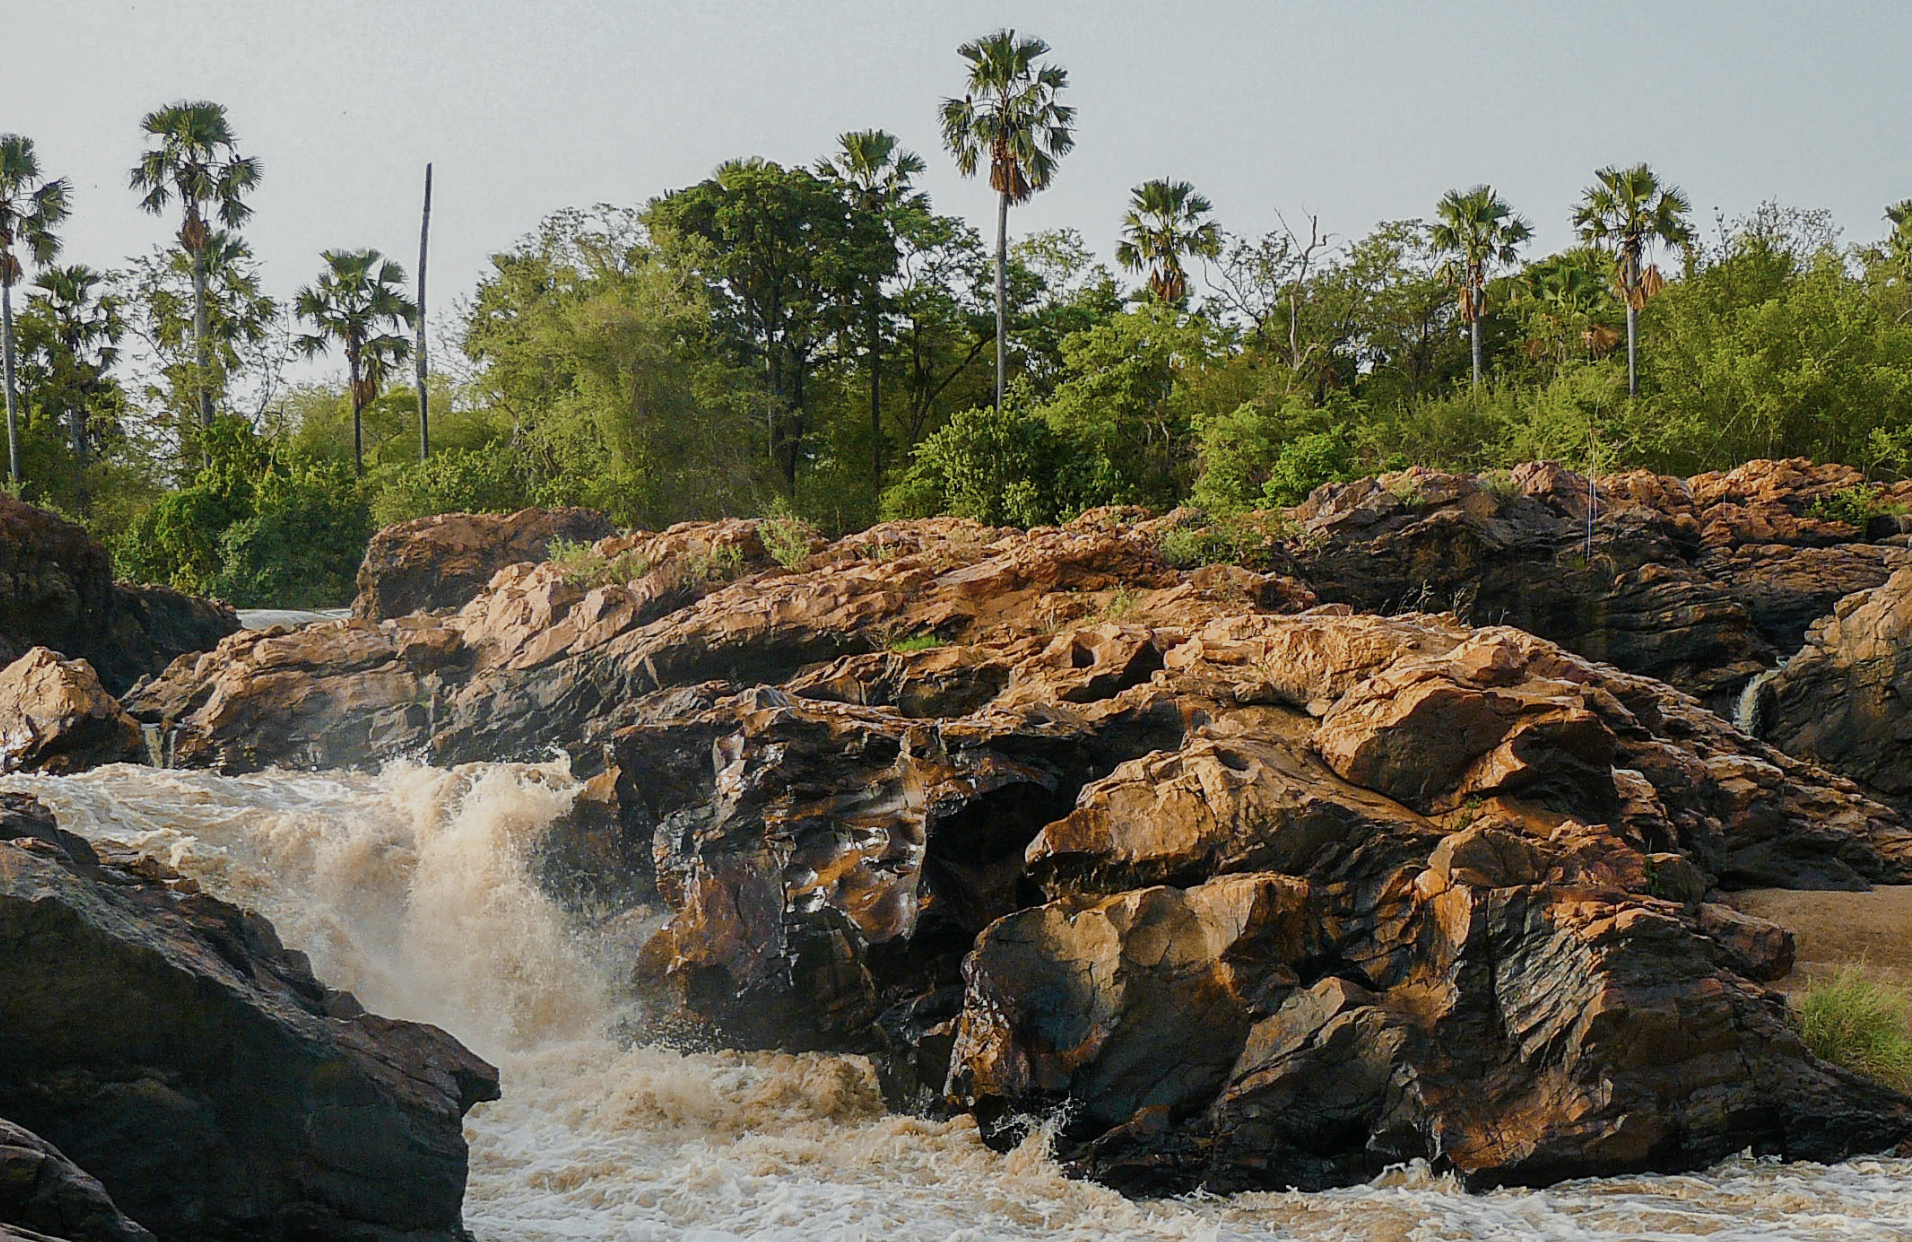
[6,761,1909,1242]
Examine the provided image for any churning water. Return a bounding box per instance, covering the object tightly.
[6,760,1911,1242]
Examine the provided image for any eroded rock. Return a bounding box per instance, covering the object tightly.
[0,650,140,775]
[353,505,612,620]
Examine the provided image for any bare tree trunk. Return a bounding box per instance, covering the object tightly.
[1470,313,1483,389]
[192,249,213,429]
[995,191,1008,412]
[69,393,87,510]
[2,282,17,489]
[415,163,432,461]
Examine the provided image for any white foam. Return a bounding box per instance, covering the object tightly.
[7,762,1909,1241]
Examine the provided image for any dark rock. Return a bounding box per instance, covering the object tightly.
[1764,569,1912,798]
[0,1117,153,1242]
[0,794,498,1242]
[0,497,236,695]
[352,505,612,620]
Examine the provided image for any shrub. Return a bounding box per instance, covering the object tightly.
[1157,512,1293,570]
[888,634,942,653]
[369,446,532,528]
[546,538,648,589]
[1794,969,1912,1092]
[759,500,819,570]
[1809,484,1907,528]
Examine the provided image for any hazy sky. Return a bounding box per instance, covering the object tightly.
[11,0,1912,332]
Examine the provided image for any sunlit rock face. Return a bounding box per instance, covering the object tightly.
[0,648,141,775]
[92,465,1912,1194]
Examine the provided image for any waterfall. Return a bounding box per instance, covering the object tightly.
[1735,660,1790,735]
[2,761,1905,1241]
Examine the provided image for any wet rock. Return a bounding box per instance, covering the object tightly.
[0,794,498,1242]
[0,650,141,775]
[1764,569,1912,797]
[352,505,612,620]
[0,497,236,695]
[0,1118,153,1242]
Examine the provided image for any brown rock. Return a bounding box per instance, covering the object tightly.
[1764,568,1912,797]
[352,505,612,620]
[0,650,140,774]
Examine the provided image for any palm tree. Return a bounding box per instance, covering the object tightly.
[130,101,261,431]
[1573,163,1695,396]
[294,249,418,477]
[817,129,925,498]
[1515,254,1621,366]
[1116,179,1221,305]
[29,265,123,502]
[0,135,68,490]
[1429,186,1532,389]
[938,29,1074,411]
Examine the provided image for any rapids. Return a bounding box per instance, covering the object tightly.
[4,760,1910,1242]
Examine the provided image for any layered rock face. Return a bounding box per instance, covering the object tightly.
[0,794,498,1242]
[1764,568,1912,797]
[103,466,1912,1193]
[1291,459,1912,706]
[353,506,613,621]
[0,498,237,696]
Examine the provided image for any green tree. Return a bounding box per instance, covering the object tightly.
[294,249,418,477]
[817,129,926,498]
[1115,178,1221,306]
[1573,163,1696,396]
[130,101,262,430]
[647,159,879,489]
[1429,185,1532,388]
[0,134,68,489]
[22,265,124,506]
[938,28,1075,412]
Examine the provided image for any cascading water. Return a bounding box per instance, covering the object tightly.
[1736,660,1790,735]
[5,760,1910,1242]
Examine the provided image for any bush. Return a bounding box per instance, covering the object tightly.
[210,463,371,608]
[546,538,648,589]
[1809,484,1907,528]
[759,499,819,570]
[369,446,533,529]
[1794,969,1912,1092]
[1157,512,1293,570]
[884,390,1080,527]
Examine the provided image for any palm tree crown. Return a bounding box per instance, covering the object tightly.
[130,102,261,252]
[295,249,418,475]
[939,29,1074,410]
[1116,178,1221,305]
[1,133,70,488]
[1430,185,1532,386]
[1572,163,1695,394]
[818,129,927,209]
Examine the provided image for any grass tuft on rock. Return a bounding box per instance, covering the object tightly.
[1794,969,1912,1092]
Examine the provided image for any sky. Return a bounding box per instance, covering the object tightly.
[9,0,1912,349]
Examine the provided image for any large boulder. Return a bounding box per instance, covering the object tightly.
[352,506,612,620]
[0,794,498,1242]
[0,649,142,775]
[0,498,236,695]
[0,1118,153,1242]
[1763,568,1912,797]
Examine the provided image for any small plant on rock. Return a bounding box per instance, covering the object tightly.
[1809,485,1907,528]
[759,500,819,571]
[546,538,648,588]
[889,633,943,653]
[1794,968,1912,1092]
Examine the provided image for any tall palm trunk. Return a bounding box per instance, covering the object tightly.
[994,190,1008,411]
[191,248,212,429]
[348,343,364,478]
[1624,304,1638,397]
[2,281,17,489]
[68,398,87,510]
[416,163,432,461]
[1469,313,1483,389]
[868,296,881,504]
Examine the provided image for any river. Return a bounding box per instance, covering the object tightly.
[5,760,1909,1242]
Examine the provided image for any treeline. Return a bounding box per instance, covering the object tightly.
[5,31,1912,607]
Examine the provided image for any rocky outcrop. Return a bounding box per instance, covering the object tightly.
[0,1118,153,1242]
[1289,460,1912,707]
[0,650,142,775]
[0,498,237,695]
[353,506,613,621]
[0,793,498,1242]
[1763,569,1912,797]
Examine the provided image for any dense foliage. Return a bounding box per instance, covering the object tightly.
[7,58,1912,608]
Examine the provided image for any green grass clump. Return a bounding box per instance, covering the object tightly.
[759,507,819,570]
[889,634,942,653]
[1156,512,1294,570]
[1809,484,1908,528]
[547,538,649,588]
[1794,968,1912,1092]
